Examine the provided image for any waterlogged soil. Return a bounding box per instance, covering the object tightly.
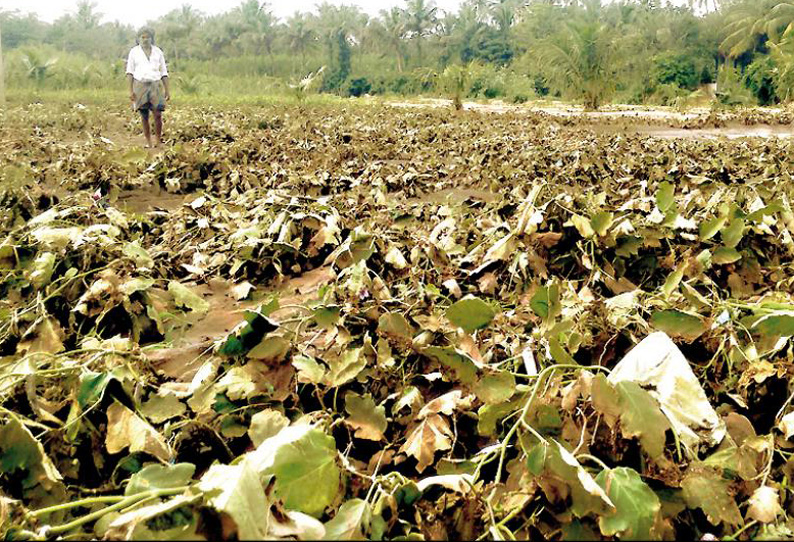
[6,102,794,541]
[389,98,794,139]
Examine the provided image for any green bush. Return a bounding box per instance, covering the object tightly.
[652,52,699,91]
[348,77,372,97]
[745,55,778,105]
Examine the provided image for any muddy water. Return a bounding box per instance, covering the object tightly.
[389,99,794,139]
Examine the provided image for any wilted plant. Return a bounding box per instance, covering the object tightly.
[440,63,472,111]
[289,66,326,104]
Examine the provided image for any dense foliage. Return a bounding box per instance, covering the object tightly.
[2,102,794,540]
[2,0,794,106]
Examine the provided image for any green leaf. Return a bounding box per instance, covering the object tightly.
[0,418,64,500]
[292,354,327,385]
[423,346,478,384]
[125,463,195,497]
[712,247,742,265]
[167,281,209,314]
[322,499,371,540]
[345,393,388,441]
[271,428,341,517]
[313,305,341,330]
[199,462,270,539]
[248,409,289,447]
[591,211,614,237]
[570,213,595,238]
[747,202,783,222]
[720,218,745,248]
[140,393,186,424]
[656,182,675,213]
[533,440,614,518]
[615,236,643,258]
[595,468,662,540]
[698,216,726,241]
[662,267,684,298]
[472,370,516,404]
[650,310,707,341]
[327,347,367,387]
[615,382,670,459]
[445,295,496,333]
[531,284,560,321]
[548,337,577,365]
[681,464,742,527]
[753,312,794,338]
[378,312,415,342]
[218,310,279,357]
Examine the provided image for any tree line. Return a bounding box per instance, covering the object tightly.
[2,0,794,108]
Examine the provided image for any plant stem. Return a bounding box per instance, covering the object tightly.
[32,486,190,536]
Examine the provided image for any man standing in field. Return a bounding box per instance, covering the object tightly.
[126,27,170,148]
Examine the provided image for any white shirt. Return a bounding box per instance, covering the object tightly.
[126,45,168,82]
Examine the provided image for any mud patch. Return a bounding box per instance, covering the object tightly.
[148,267,335,381]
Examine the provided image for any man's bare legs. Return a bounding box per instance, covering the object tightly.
[139,109,152,148]
[153,110,163,148]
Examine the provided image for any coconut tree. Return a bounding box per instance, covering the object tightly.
[285,12,316,73]
[532,0,618,110]
[404,0,438,66]
[373,8,408,72]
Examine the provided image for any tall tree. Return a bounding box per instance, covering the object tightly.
[373,8,408,72]
[532,0,618,110]
[285,12,316,73]
[405,0,438,65]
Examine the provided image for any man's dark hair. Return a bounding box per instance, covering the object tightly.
[135,27,156,45]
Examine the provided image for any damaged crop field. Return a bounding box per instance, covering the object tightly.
[3,102,794,541]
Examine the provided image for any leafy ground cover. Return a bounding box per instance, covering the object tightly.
[2,102,794,540]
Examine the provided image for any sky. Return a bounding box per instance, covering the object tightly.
[2,0,695,28]
[0,0,466,27]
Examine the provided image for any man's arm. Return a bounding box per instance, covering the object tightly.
[127,73,134,102]
[159,51,170,100]
[162,76,170,101]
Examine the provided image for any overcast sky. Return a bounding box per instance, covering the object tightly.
[2,0,694,27]
[1,0,465,27]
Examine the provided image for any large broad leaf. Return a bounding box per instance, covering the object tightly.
[531,284,560,321]
[345,393,388,441]
[699,215,727,241]
[399,414,454,473]
[595,468,663,540]
[422,346,479,384]
[199,462,270,539]
[218,310,279,357]
[712,247,742,265]
[106,402,173,462]
[472,370,516,405]
[720,218,745,249]
[270,428,342,517]
[650,310,707,341]
[753,312,794,338]
[168,281,209,314]
[529,440,614,518]
[615,381,670,459]
[681,464,742,527]
[125,463,196,496]
[0,418,65,505]
[445,295,496,333]
[656,182,675,213]
[322,499,371,540]
[326,347,367,387]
